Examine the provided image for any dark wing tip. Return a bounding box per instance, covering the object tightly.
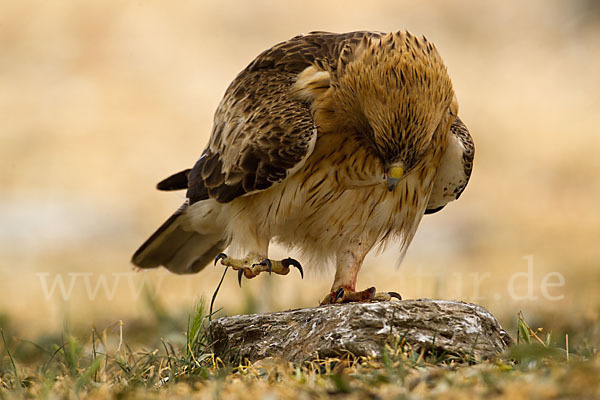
[156,169,191,191]
[425,205,446,215]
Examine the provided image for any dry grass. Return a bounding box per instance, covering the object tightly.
[1,297,599,399]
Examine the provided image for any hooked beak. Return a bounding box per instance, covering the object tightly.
[386,166,404,192]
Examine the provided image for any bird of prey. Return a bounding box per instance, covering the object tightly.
[132,30,474,304]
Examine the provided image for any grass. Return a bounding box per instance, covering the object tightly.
[1,296,599,399]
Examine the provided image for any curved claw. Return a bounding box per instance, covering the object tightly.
[388,291,402,300]
[282,257,303,279]
[214,253,228,266]
[263,258,272,275]
[237,269,243,288]
[333,287,345,303]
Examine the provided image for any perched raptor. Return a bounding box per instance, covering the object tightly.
[132,31,474,304]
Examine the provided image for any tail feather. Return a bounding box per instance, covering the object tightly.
[132,202,228,274]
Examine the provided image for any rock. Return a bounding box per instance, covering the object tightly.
[210,299,513,364]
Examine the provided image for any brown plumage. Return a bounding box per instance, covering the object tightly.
[132,30,474,303]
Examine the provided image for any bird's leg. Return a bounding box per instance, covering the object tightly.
[320,238,401,305]
[214,252,303,287]
[215,227,302,286]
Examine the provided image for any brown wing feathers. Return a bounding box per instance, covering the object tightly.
[451,116,474,199]
[187,48,322,204]
[159,32,385,205]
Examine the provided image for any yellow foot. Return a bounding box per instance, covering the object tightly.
[214,253,303,287]
[320,287,402,305]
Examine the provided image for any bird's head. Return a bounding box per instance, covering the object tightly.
[333,31,456,190]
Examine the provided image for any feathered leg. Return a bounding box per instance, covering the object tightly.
[213,221,302,286]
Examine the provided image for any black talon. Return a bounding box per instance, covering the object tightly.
[333,287,345,303]
[367,286,377,300]
[388,291,402,300]
[263,259,272,275]
[282,257,303,279]
[214,253,227,266]
[237,269,243,288]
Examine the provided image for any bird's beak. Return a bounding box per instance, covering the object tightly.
[386,166,404,192]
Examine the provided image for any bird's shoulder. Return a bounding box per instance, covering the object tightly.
[189,32,384,204]
[243,31,384,75]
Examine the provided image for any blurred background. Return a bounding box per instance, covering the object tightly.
[1,0,599,343]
